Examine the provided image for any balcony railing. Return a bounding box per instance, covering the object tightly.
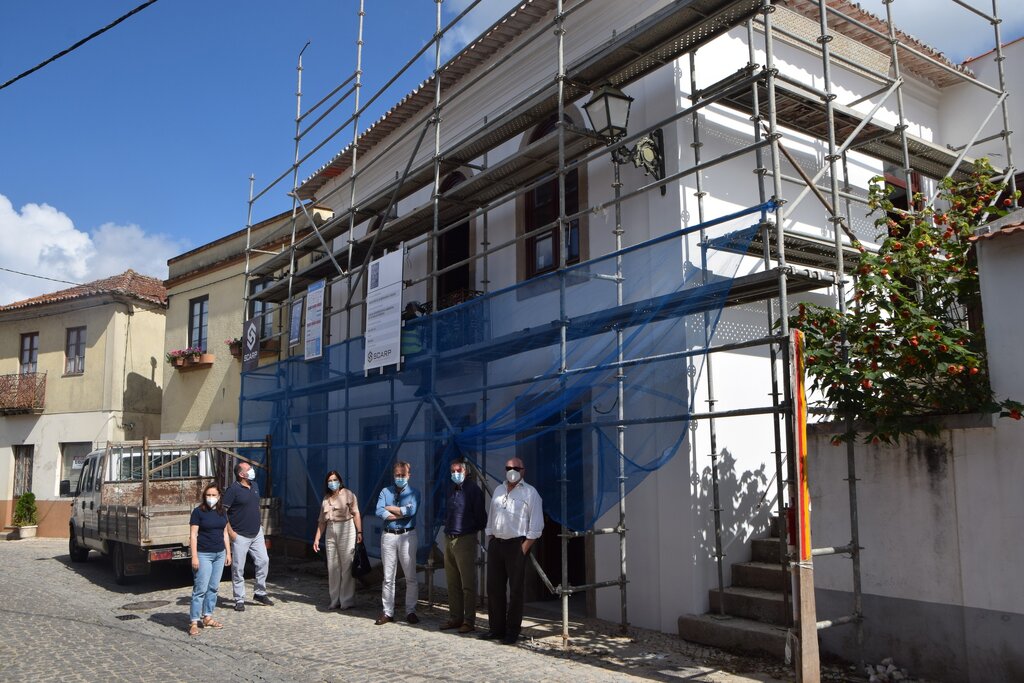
[0,372,46,414]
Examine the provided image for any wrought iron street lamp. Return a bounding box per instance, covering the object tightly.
[584,83,665,190]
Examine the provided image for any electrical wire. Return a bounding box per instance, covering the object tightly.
[0,0,160,93]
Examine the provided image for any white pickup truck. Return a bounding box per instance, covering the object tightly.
[67,440,279,584]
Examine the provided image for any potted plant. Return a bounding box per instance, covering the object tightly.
[166,349,188,367]
[226,338,243,359]
[12,491,39,539]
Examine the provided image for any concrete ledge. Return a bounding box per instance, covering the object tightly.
[678,612,788,658]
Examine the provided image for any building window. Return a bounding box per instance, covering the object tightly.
[249,280,274,340]
[13,445,33,497]
[188,296,209,351]
[525,117,580,279]
[65,327,86,375]
[60,442,92,496]
[19,333,39,374]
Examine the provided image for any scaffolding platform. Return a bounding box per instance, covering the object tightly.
[719,77,977,181]
[707,224,862,274]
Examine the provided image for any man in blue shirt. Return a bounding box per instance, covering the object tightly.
[375,460,420,625]
[439,457,486,633]
[223,461,273,611]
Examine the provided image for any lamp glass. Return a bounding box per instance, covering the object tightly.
[584,85,633,140]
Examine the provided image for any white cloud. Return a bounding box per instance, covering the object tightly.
[441,0,519,58]
[857,0,1024,62]
[0,193,188,306]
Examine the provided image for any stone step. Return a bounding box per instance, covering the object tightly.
[732,561,788,592]
[678,612,788,659]
[751,537,784,563]
[709,586,788,625]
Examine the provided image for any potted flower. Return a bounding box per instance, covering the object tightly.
[12,491,38,539]
[166,349,188,367]
[226,338,243,359]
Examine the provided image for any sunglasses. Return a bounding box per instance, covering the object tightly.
[505,466,524,472]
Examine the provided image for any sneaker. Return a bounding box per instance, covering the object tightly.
[234,602,245,612]
[253,594,274,606]
[406,613,419,624]
[375,613,393,625]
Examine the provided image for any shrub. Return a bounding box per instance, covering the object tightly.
[13,491,38,527]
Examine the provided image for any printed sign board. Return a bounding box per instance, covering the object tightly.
[289,300,303,346]
[242,318,260,372]
[305,279,326,360]
[364,249,404,371]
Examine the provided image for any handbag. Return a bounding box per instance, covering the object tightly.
[351,541,372,578]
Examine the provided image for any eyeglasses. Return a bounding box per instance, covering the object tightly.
[505,466,523,472]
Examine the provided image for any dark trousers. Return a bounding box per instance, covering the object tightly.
[486,536,527,637]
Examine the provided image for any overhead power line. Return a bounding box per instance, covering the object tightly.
[0,265,84,288]
[0,0,160,93]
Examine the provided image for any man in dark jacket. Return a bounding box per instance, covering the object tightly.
[223,461,273,611]
[439,457,487,633]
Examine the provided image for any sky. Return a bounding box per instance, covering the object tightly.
[1,0,1022,305]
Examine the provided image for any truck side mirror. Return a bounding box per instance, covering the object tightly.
[59,480,71,497]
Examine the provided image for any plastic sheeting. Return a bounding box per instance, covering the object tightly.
[239,202,771,562]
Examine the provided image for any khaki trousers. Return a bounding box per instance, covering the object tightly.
[444,533,478,626]
[325,520,356,609]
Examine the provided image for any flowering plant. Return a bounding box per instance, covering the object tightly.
[225,338,241,347]
[792,158,1022,444]
[166,346,204,363]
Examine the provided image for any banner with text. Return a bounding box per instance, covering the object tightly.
[242,318,260,372]
[304,279,326,360]
[364,249,403,371]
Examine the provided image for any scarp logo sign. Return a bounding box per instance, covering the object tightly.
[367,348,392,363]
[246,323,258,351]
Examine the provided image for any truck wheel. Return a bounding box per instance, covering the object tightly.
[112,542,131,585]
[68,526,89,562]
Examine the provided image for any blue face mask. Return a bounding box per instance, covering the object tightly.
[451,471,465,485]
[327,480,341,491]
[394,477,407,489]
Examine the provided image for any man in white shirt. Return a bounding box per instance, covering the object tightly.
[479,457,544,645]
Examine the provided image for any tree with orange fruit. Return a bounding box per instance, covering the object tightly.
[793,159,1023,444]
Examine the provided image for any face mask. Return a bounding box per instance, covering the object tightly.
[451,471,465,485]
[506,469,522,485]
[206,497,219,507]
[327,480,341,491]
[245,469,256,481]
[394,477,407,488]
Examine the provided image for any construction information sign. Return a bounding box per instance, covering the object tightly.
[304,279,326,360]
[364,249,403,372]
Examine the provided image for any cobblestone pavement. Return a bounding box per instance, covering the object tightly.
[0,539,815,683]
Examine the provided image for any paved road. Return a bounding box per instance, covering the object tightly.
[0,539,796,682]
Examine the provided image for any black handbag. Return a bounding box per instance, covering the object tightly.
[351,541,371,578]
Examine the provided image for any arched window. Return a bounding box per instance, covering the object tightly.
[525,117,580,278]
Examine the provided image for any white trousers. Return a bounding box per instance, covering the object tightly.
[325,520,356,609]
[380,530,418,617]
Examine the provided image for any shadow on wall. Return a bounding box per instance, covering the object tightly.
[123,371,162,439]
[693,448,771,576]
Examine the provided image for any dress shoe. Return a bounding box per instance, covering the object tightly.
[405,613,420,624]
[253,594,274,606]
[501,635,518,645]
[375,613,393,625]
[439,620,463,630]
[458,624,476,634]
[478,631,504,640]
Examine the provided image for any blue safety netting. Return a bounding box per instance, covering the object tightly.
[239,202,772,562]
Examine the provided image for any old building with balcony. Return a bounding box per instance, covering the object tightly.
[0,270,166,536]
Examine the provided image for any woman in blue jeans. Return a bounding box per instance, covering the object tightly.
[188,483,233,636]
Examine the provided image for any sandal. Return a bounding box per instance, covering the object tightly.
[202,617,224,629]
[188,622,200,637]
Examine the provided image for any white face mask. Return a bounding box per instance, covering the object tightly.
[206,497,219,507]
[451,471,465,485]
[327,480,341,491]
[245,469,256,481]
[505,468,522,485]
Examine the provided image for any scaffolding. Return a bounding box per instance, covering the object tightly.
[238,0,1015,675]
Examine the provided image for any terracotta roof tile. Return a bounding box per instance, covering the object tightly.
[0,269,168,312]
[971,222,1024,243]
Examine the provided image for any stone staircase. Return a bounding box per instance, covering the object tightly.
[677,518,791,658]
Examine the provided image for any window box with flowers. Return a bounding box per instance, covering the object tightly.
[166,347,215,372]
[226,338,243,359]
[225,337,279,361]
